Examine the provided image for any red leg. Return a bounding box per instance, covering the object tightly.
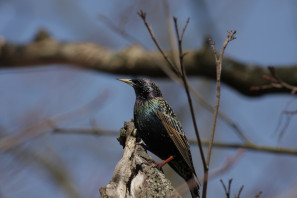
[135,143,174,168]
[156,156,174,168]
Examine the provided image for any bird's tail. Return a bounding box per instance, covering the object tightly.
[187,175,200,198]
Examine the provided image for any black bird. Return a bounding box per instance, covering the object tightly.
[118,78,200,198]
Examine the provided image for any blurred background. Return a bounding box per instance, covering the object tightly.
[1,0,297,197]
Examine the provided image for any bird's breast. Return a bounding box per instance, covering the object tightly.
[134,99,162,136]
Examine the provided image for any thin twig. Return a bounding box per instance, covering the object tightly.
[163,0,180,68]
[98,14,145,46]
[220,179,228,196]
[190,139,297,156]
[235,185,244,198]
[137,10,180,75]
[220,179,232,198]
[180,18,190,42]
[221,178,244,198]
[251,66,297,94]
[173,17,207,173]
[202,31,236,198]
[207,30,237,165]
[228,179,232,197]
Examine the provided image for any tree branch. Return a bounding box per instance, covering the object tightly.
[1,30,296,96]
[189,139,297,156]
[52,128,297,156]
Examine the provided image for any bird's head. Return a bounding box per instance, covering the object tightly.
[118,78,162,100]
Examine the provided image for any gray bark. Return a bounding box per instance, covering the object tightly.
[99,121,181,198]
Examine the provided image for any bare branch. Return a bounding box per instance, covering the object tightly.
[1,30,297,96]
[98,14,145,46]
[251,66,297,94]
[220,179,232,198]
[189,140,297,156]
[207,31,237,164]
[51,128,297,156]
[277,109,297,139]
[137,10,179,75]
[180,18,190,42]
[235,185,244,198]
[203,30,236,198]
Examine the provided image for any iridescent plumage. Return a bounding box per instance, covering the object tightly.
[118,78,200,198]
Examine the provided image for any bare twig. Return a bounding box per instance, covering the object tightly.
[220,178,232,198]
[235,185,244,198]
[221,178,244,198]
[251,66,297,94]
[274,97,297,140]
[207,30,237,164]
[98,14,145,47]
[203,30,236,198]
[278,109,297,139]
[190,139,297,156]
[172,17,206,173]
[137,10,180,75]
[163,0,180,67]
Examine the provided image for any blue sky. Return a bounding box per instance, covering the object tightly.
[1,1,297,198]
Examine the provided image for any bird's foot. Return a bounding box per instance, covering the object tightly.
[155,156,174,168]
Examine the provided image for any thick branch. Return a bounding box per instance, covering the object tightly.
[1,30,297,96]
[99,121,181,198]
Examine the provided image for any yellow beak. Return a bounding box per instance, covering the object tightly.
[117,79,133,85]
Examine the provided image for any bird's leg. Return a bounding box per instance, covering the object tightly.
[134,141,173,168]
[156,156,174,168]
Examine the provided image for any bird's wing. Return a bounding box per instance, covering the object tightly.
[156,109,194,171]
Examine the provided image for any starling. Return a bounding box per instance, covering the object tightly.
[118,78,200,198]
